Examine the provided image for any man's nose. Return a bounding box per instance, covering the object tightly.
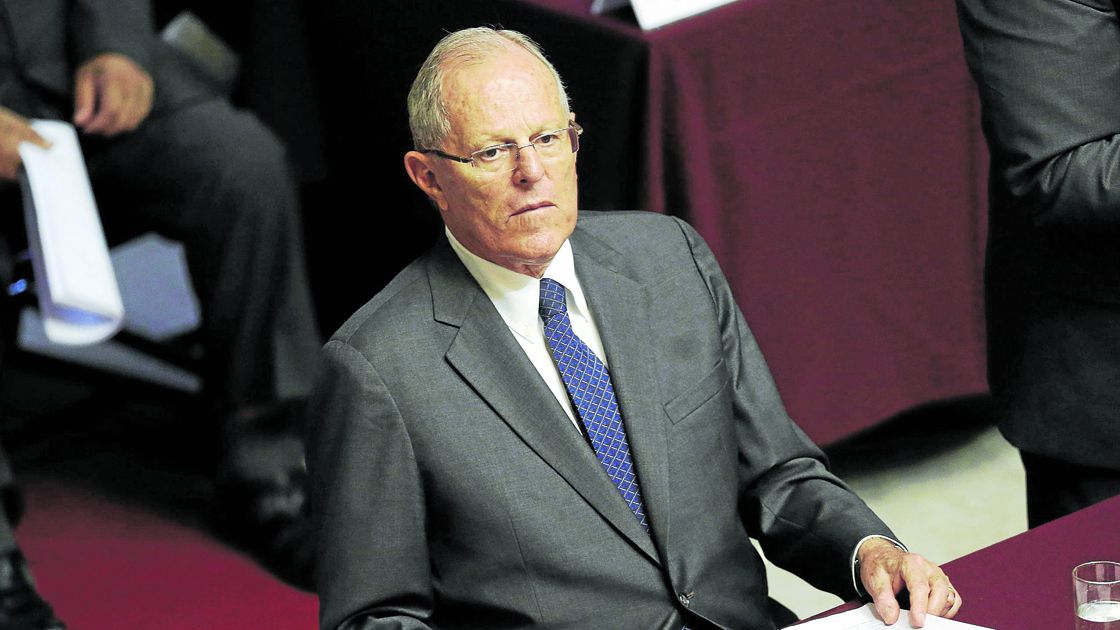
[513,144,546,183]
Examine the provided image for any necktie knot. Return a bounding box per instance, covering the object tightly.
[538,278,567,322]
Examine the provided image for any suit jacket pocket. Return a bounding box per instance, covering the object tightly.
[663,359,729,425]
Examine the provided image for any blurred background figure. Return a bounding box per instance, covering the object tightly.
[956,0,1120,527]
[0,0,322,626]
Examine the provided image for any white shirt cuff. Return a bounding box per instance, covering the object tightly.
[851,534,908,596]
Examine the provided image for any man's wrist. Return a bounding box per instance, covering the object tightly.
[851,534,907,598]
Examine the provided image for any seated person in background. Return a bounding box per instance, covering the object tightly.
[0,0,322,627]
[309,26,961,630]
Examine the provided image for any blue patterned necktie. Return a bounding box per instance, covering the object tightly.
[538,278,649,531]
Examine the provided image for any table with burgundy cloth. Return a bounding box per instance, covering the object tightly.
[305,0,990,445]
[802,493,1120,628]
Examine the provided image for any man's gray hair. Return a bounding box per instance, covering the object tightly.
[407,27,571,151]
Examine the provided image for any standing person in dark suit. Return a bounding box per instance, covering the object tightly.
[955,0,1120,527]
[0,0,322,626]
[309,26,962,630]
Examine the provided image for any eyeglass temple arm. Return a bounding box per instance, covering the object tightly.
[421,149,472,164]
[568,123,582,153]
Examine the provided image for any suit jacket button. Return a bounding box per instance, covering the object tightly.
[678,592,691,607]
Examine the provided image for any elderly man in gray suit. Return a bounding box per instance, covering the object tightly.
[309,27,961,630]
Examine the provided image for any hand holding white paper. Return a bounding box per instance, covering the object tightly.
[17,120,124,345]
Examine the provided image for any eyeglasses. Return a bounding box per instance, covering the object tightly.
[421,122,583,173]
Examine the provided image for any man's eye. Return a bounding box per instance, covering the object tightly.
[476,146,509,161]
[535,132,561,145]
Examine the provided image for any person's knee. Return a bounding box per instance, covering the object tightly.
[220,117,299,220]
[146,102,303,238]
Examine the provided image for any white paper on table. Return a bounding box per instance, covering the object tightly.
[625,0,739,30]
[792,603,995,630]
[18,119,124,346]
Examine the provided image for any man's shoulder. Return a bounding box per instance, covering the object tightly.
[328,251,438,347]
[576,209,685,235]
[574,210,705,271]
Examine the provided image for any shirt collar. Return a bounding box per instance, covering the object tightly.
[446,227,591,342]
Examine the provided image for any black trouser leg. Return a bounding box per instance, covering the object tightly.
[1021,451,1120,528]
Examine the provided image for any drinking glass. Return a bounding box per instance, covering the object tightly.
[1074,561,1120,630]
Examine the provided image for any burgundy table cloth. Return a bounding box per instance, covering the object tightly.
[940,495,1120,629]
[807,494,1120,628]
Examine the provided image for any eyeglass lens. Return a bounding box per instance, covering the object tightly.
[473,126,580,172]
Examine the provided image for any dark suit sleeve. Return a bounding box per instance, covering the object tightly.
[675,218,895,600]
[956,0,1120,227]
[308,340,435,630]
[68,0,156,70]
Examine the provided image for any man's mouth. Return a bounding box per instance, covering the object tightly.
[514,201,554,215]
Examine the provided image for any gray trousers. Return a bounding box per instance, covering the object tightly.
[1022,451,1120,528]
[85,97,321,411]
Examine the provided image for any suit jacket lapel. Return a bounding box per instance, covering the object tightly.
[571,227,673,561]
[428,242,660,563]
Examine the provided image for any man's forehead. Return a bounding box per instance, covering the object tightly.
[440,84,563,149]
[440,47,563,114]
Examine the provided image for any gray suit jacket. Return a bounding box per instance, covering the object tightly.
[955,0,1120,469]
[309,212,893,629]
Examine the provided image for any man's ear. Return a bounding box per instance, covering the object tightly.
[404,151,447,210]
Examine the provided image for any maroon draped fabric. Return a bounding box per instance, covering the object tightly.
[647,0,988,443]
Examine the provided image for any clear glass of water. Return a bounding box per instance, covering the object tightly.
[1074,561,1120,630]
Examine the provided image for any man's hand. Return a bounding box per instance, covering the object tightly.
[0,106,50,180]
[858,537,962,627]
[73,53,154,136]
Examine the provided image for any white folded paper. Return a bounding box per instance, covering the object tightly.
[592,0,739,30]
[792,603,995,630]
[18,119,124,346]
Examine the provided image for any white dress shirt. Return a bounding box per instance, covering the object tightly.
[447,228,606,432]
